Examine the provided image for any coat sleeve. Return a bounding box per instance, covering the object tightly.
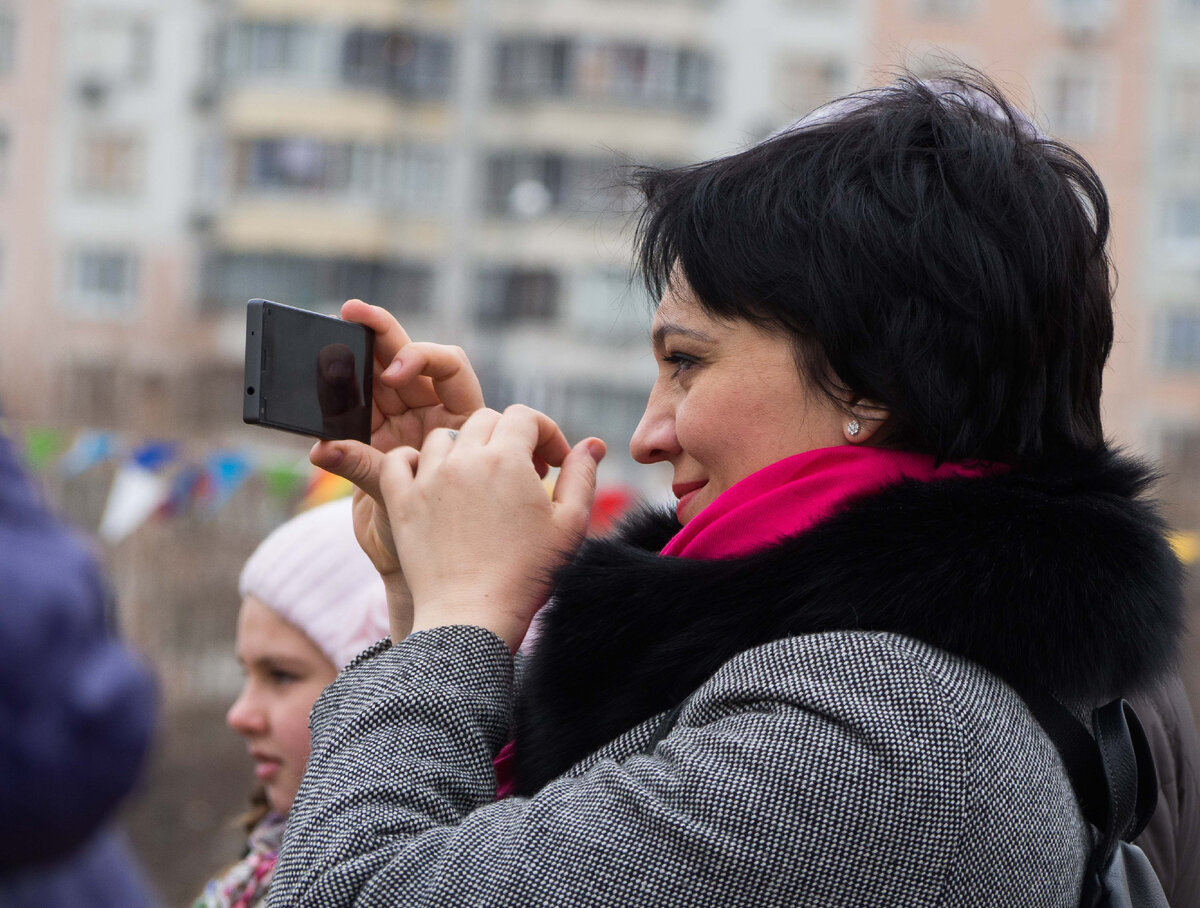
[268,625,1085,907]
[0,431,157,869]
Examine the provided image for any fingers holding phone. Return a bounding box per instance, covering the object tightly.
[337,300,486,452]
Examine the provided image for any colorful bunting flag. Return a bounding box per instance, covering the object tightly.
[22,427,66,471]
[203,450,254,512]
[59,431,119,477]
[264,460,309,501]
[158,465,205,519]
[99,463,170,543]
[130,441,178,472]
[299,469,353,510]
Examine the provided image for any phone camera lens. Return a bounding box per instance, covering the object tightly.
[247,387,255,395]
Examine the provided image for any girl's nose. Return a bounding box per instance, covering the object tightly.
[226,687,266,737]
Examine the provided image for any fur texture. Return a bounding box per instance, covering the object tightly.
[513,448,1184,796]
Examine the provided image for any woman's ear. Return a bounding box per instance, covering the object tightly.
[843,398,890,444]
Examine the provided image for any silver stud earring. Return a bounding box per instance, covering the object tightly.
[846,419,861,437]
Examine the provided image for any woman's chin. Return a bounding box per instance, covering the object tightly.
[675,490,709,524]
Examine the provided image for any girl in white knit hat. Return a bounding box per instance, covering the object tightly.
[193,496,388,908]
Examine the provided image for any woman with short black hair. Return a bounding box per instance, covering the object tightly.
[267,72,1183,906]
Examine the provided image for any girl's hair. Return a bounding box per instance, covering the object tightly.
[238,785,271,835]
[634,69,1114,464]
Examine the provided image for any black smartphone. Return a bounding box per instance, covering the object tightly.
[243,299,374,443]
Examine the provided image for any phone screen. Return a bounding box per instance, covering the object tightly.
[244,300,374,443]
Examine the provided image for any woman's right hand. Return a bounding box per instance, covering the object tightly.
[307,300,572,640]
[308,300,487,637]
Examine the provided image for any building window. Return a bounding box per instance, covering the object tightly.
[201,252,431,315]
[223,21,311,78]
[0,6,15,75]
[493,38,711,112]
[233,138,384,197]
[476,268,560,325]
[1164,194,1200,254]
[68,249,139,318]
[1159,310,1200,371]
[494,38,571,100]
[71,16,156,85]
[342,30,453,100]
[484,151,634,218]
[566,268,647,342]
[776,56,848,118]
[1043,59,1106,139]
[75,134,142,196]
[385,144,448,213]
[576,40,711,110]
[914,0,976,17]
[1166,71,1200,162]
[559,382,649,460]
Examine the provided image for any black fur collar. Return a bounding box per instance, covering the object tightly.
[513,448,1184,795]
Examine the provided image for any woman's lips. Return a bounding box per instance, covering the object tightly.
[673,481,708,517]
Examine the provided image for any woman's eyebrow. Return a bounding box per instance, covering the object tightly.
[651,321,717,346]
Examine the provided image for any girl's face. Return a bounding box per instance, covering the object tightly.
[226,596,338,815]
[630,281,847,524]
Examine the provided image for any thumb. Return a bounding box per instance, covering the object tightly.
[552,437,605,533]
[310,439,387,500]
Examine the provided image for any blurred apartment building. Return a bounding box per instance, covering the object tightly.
[0,0,874,500]
[0,0,1197,498]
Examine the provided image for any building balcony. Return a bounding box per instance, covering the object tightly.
[480,102,701,159]
[230,0,459,30]
[224,87,450,143]
[213,199,445,259]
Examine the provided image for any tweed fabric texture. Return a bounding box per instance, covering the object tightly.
[269,625,1088,906]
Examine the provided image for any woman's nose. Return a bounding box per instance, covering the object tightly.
[226,687,266,737]
[630,389,679,464]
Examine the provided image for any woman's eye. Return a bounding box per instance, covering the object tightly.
[662,353,699,375]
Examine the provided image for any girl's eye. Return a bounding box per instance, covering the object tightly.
[269,669,298,685]
[662,353,699,376]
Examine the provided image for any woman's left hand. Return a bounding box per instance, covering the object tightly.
[379,406,606,652]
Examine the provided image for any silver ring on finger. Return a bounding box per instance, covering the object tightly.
[446,430,459,442]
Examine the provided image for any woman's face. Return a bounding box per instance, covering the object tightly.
[226,596,338,815]
[631,281,847,524]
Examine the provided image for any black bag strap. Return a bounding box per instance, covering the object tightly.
[1016,692,1158,850]
[1090,700,1159,861]
[1000,689,1166,907]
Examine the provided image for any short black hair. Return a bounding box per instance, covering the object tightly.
[633,70,1114,464]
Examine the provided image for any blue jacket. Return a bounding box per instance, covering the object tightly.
[0,427,157,901]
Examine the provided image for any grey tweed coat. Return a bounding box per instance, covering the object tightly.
[269,449,1183,906]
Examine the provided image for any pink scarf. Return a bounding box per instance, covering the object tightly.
[492,445,1001,798]
[661,445,999,561]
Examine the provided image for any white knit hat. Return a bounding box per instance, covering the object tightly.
[238,496,389,669]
